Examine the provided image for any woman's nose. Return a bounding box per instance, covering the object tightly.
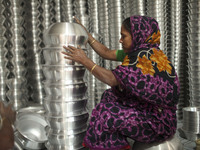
[119,38,122,43]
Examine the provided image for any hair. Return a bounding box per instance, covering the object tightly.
[122,17,132,35]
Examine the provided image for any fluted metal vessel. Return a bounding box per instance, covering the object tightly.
[43,22,88,150]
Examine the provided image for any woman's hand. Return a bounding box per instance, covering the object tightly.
[62,45,89,65]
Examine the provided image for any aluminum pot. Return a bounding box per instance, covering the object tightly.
[15,113,48,150]
[45,112,89,130]
[45,141,84,150]
[43,82,87,100]
[47,130,86,146]
[42,47,87,65]
[17,105,45,115]
[43,22,88,48]
[42,65,85,83]
[43,98,87,117]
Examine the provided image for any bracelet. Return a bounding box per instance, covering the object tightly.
[89,39,96,45]
[90,64,97,73]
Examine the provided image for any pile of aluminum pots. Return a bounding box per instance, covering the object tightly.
[182,107,200,141]
[42,22,89,150]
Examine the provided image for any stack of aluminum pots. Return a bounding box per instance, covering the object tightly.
[146,0,169,54]
[42,22,89,150]
[73,0,89,29]
[123,0,146,17]
[88,0,107,106]
[23,0,45,104]
[60,0,74,22]
[5,0,27,110]
[107,0,123,69]
[171,0,189,120]
[0,2,8,102]
[187,0,200,107]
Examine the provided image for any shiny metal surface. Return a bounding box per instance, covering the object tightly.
[43,22,88,48]
[45,141,83,150]
[15,113,48,149]
[43,99,87,116]
[45,112,88,130]
[42,65,85,83]
[43,82,87,100]
[132,136,183,150]
[47,130,86,146]
[182,107,200,133]
[17,106,45,115]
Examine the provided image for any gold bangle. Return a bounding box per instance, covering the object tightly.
[90,64,97,73]
[89,39,96,45]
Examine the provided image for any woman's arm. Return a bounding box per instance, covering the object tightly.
[62,46,119,87]
[87,34,117,61]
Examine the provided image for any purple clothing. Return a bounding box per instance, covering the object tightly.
[83,16,180,150]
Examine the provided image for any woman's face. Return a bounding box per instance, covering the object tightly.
[119,25,132,53]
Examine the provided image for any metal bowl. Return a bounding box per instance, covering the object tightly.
[42,65,85,83]
[43,98,87,117]
[132,136,183,150]
[43,22,88,48]
[15,113,48,150]
[45,112,88,130]
[43,82,87,100]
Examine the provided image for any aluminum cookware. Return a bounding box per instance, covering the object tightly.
[45,141,84,150]
[15,113,48,150]
[45,112,88,130]
[43,82,87,100]
[43,98,87,117]
[42,47,87,65]
[43,22,88,48]
[42,65,85,83]
[47,130,86,146]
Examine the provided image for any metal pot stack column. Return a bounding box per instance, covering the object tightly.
[42,22,89,149]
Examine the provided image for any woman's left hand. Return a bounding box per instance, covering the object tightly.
[62,45,89,64]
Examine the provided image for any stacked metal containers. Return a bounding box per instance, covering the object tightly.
[146,0,170,54]
[5,0,27,110]
[187,0,200,106]
[107,0,123,69]
[42,23,89,150]
[171,0,189,120]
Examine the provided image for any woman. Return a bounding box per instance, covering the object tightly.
[62,16,180,150]
[0,101,16,150]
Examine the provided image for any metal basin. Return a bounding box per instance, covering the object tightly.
[42,65,85,83]
[43,98,87,117]
[45,112,88,130]
[132,136,183,150]
[43,82,87,100]
[43,22,88,48]
[15,113,48,150]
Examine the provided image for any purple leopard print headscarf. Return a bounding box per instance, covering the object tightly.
[129,16,161,53]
